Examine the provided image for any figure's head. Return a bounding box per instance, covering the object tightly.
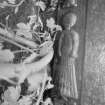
[62,13,77,29]
[63,0,77,7]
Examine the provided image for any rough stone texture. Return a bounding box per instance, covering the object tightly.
[82,0,105,105]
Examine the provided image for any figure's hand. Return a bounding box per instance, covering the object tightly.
[58,50,62,57]
[69,57,75,65]
[72,52,78,58]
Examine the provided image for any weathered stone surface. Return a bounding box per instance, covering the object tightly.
[82,0,105,105]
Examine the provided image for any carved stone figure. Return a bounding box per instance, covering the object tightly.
[53,13,79,105]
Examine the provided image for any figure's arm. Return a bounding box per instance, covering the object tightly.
[72,30,79,58]
[58,33,64,56]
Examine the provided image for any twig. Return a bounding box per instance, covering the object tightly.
[0,28,38,48]
[0,22,6,28]
[0,76,17,85]
[25,49,53,74]
[36,69,47,105]
[0,0,25,7]
[0,35,34,53]
[18,50,53,84]
[16,0,25,7]
[0,49,53,85]
[13,49,28,54]
[13,48,38,54]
